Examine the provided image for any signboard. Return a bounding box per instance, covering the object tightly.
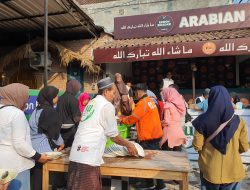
[114,4,250,39]
[24,89,64,120]
[25,89,39,118]
[94,37,250,64]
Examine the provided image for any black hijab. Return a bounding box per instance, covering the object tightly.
[192,85,240,154]
[37,86,62,140]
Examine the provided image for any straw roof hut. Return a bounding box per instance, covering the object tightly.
[0,38,100,74]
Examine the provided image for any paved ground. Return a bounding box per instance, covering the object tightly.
[128,161,250,190]
[163,162,250,190]
[49,161,250,190]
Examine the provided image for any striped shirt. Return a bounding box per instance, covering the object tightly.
[29,109,63,153]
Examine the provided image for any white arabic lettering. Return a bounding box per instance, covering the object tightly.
[219,43,235,52]
[183,46,193,54]
[126,52,136,58]
[236,44,248,51]
[113,51,125,59]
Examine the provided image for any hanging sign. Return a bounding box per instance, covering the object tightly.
[114,4,250,39]
[94,37,250,64]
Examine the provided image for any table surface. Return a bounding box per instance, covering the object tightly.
[48,150,191,173]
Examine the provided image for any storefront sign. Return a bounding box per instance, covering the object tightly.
[25,89,39,117]
[114,4,250,39]
[94,37,250,64]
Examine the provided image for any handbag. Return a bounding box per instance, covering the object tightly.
[185,107,192,123]
[205,114,235,143]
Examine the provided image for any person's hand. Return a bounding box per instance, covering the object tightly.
[57,144,65,152]
[37,154,51,164]
[126,142,138,156]
[0,182,9,190]
[119,115,125,123]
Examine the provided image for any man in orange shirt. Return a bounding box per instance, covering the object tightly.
[120,83,166,190]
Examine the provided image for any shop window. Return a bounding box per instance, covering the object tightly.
[132,58,192,94]
[132,56,236,94]
[239,58,250,88]
[195,56,236,88]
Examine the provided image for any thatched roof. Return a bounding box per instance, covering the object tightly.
[0,38,100,73]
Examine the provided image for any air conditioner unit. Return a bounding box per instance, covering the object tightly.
[29,52,52,67]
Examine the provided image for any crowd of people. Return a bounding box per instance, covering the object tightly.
[0,73,249,190]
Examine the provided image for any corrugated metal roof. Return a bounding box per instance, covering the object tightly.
[0,0,103,45]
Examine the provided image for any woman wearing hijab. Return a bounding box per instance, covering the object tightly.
[114,73,132,116]
[192,86,249,190]
[78,92,91,113]
[29,86,64,190]
[160,87,186,151]
[57,79,82,148]
[0,83,49,190]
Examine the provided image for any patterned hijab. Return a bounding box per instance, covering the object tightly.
[0,83,29,109]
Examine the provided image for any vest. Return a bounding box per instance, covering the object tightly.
[69,95,110,166]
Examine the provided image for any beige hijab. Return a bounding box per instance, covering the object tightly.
[0,83,29,109]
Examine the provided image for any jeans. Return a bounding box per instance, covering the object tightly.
[8,170,30,190]
[200,173,241,190]
[139,138,166,188]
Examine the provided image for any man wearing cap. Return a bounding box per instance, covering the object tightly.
[67,77,137,190]
[120,83,166,190]
[190,88,210,112]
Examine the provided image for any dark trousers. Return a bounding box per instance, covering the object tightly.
[30,163,42,190]
[161,140,182,151]
[30,163,66,190]
[61,126,77,148]
[200,173,241,190]
[139,138,166,188]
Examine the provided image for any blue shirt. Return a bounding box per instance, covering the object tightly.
[196,99,208,112]
[29,109,64,153]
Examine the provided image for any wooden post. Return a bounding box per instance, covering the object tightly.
[44,0,48,87]
[42,163,49,190]
[192,71,195,100]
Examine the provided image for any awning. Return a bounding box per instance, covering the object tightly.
[0,0,103,45]
[94,28,250,64]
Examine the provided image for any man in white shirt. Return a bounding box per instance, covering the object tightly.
[67,77,137,190]
[162,72,174,89]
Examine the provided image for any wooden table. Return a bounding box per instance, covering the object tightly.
[43,150,191,190]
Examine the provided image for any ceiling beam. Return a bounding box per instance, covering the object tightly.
[50,24,82,30]
[0,11,69,22]
[1,1,44,29]
[0,24,83,32]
